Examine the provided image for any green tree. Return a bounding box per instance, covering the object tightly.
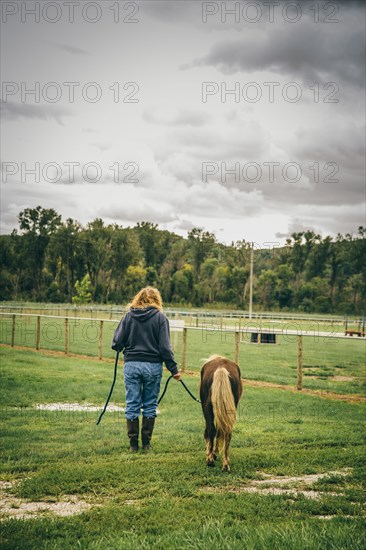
[18,206,62,299]
[257,269,278,310]
[229,266,248,306]
[187,228,216,274]
[72,274,92,304]
[125,265,147,298]
[79,219,113,302]
[109,227,142,302]
[171,264,194,303]
[275,264,294,309]
[48,218,82,301]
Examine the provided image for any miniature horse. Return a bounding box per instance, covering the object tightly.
[200,355,243,472]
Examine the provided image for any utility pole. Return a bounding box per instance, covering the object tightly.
[249,243,254,319]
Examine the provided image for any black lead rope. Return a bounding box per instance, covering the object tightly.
[157,376,201,404]
[157,374,173,404]
[97,353,200,425]
[179,379,201,404]
[96,351,119,425]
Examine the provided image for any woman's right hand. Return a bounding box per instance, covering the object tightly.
[173,372,181,381]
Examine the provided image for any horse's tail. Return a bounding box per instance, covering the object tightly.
[211,367,236,444]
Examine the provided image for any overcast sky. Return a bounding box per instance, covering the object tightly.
[1,0,365,245]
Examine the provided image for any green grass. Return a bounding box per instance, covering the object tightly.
[1,348,366,549]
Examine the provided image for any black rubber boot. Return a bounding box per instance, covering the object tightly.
[141,417,155,450]
[126,418,139,452]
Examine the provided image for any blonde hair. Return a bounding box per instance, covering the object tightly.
[128,287,163,311]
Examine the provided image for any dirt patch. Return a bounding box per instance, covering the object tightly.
[124,499,140,506]
[252,470,350,485]
[238,487,334,499]
[201,485,341,500]
[0,480,94,520]
[0,481,14,490]
[305,375,355,382]
[1,495,93,520]
[200,470,349,500]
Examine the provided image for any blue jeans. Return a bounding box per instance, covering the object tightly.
[123,361,163,420]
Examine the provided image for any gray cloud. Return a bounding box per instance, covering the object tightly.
[52,43,90,56]
[1,102,72,125]
[173,218,196,231]
[90,142,111,153]
[186,19,365,87]
[142,0,199,24]
[143,109,211,127]
[292,122,365,174]
[276,203,365,240]
[99,205,176,225]
[276,220,320,239]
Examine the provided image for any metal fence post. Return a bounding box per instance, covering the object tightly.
[181,327,187,372]
[297,335,303,390]
[36,316,40,350]
[99,320,104,360]
[234,331,239,364]
[65,318,69,354]
[11,314,16,347]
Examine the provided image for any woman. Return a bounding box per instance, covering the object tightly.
[112,287,180,452]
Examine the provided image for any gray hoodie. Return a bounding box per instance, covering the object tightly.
[112,307,178,375]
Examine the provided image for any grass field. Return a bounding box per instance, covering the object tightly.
[1,347,366,549]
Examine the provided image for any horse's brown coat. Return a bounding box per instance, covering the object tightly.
[200,356,243,471]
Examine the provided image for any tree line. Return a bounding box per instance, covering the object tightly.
[0,206,365,314]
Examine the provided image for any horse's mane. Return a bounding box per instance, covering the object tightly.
[203,354,225,365]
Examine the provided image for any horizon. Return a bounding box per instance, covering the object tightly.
[2,204,364,250]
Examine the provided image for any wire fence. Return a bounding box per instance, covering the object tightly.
[0,303,363,327]
[1,312,365,394]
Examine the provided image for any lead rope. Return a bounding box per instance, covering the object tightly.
[97,353,200,425]
[96,351,119,425]
[158,376,201,404]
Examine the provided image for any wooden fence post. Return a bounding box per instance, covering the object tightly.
[234,331,239,364]
[297,335,303,390]
[65,318,69,354]
[11,314,16,347]
[36,316,40,350]
[99,320,104,360]
[181,327,187,372]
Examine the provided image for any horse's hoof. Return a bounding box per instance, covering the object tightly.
[207,460,215,467]
[222,465,230,473]
[213,453,218,461]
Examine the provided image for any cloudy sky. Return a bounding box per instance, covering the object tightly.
[1,0,365,245]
